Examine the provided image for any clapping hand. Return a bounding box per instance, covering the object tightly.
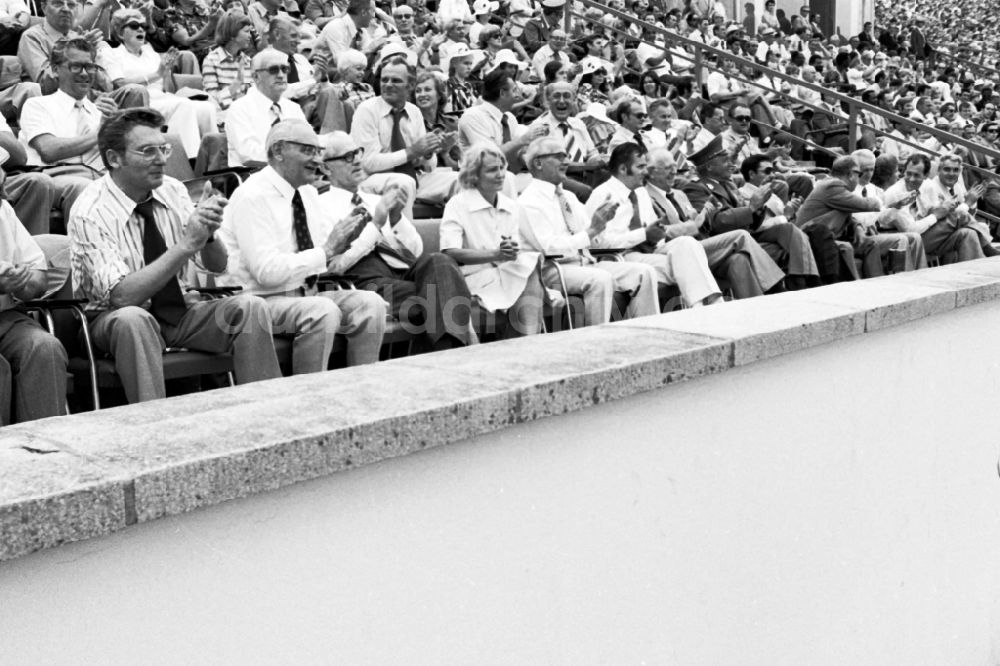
[0,261,31,296]
[498,235,519,261]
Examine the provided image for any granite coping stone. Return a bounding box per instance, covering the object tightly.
[4,261,1000,561]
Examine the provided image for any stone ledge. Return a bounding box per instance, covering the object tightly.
[3,259,1000,562]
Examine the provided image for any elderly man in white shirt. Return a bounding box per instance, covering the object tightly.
[319,132,477,351]
[225,48,308,168]
[0,148,67,425]
[531,29,570,80]
[219,120,387,373]
[586,142,722,307]
[883,153,996,262]
[528,81,603,200]
[519,137,659,325]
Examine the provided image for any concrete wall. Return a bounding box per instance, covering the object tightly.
[3,281,1000,664]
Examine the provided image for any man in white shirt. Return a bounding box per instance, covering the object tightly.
[318,0,385,61]
[18,38,111,227]
[519,137,659,325]
[607,98,651,155]
[350,59,445,206]
[529,82,602,200]
[319,132,476,351]
[720,104,759,167]
[586,142,722,307]
[0,147,67,424]
[849,149,927,272]
[531,29,571,80]
[220,120,386,373]
[225,48,308,168]
[883,153,995,262]
[691,102,727,152]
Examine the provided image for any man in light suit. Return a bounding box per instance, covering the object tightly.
[646,146,785,298]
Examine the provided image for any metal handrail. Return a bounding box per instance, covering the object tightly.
[564,0,1000,173]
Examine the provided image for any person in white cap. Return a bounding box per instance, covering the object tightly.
[444,42,476,115]
[69,108,282,404]
[468,0,498,45]
[219,119,387,373]
[0,144,68,425]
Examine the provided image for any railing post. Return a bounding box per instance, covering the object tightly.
[563,1,571,33]
[847,100,858,153]
[693,43,703,92]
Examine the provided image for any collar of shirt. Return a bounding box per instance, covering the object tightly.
[213,47,245,65]
[600,176,633,203]
[465,187,515,214]
[53,88,96,113]
[246,84,282,111]
[481,101,506,125]
[525,178,558,200]
[373,95,414,120]
[646,181,671,198]
[542,112,583,130]
[259,165,301,201]
[95,173,174,229]
[41,21,73,42]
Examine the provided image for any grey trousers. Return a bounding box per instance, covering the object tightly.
[265,289,387,374]
[754,221,820,277]
[88,295,282,404]
[701,229,785,298]
[0,310,67,425]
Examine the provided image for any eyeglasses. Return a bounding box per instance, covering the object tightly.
[256,64,290,75]
[732,115,752,122]
[64,61,101,74]
[758,167,774,174]
[633,112,648,119]
[325,147,364,162]
[285,141,321,157]
[394,12,413,18]
[129,143,173,160]
[123,21,146,30]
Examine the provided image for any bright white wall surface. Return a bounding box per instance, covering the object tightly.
[3,301,1000,665]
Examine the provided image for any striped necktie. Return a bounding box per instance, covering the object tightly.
[559,122,582,163]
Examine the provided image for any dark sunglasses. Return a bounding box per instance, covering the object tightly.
[733,115,752,122]
[256,64,290,75]
[124,21,146,30]
[758,166,774,174]
[325,147,364,162]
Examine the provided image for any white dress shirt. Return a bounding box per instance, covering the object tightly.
[528,112,597,163]
[224,85,306,166]
[458,101,524,151]
[319,15,371,56]
[517,179,592,259]
[20,89,102,169]
[0,203,45,312]
[882,180,937,234]
[319,186,423,273]
[284,52,316,100]
[440,188,539,311]
[350,96,431,175]
[68,175,202,312]
[585,176,653,250]
[218,166,329,294]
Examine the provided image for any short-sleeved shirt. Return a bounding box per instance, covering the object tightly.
[0,204,46,312]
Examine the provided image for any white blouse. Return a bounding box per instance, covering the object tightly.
[100,44,164,95]
[440,188,540,311]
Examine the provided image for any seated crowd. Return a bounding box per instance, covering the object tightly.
[2,0,999,426]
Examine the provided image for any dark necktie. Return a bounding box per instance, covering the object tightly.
[292,190,318,287]
[627,190,643,230]
[137,199,187,327]
[862,186,869,197]
[351,29,363,49]
[390,107,419,181]
[501,114,512,144]
[948,186,956,197]
[287,53,299,83]
[663,190,688,221]
[553,50,562,62]
[633,131,647,154]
